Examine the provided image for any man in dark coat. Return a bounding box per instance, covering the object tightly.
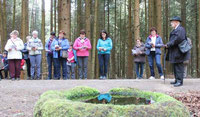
[165,16,190,87]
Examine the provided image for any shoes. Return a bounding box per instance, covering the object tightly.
[16,78,20,81]
[174,82,183,87]
[170,81,177,84]
[160,76,164,80]
[149,76,155,80]
[11,78,15,81]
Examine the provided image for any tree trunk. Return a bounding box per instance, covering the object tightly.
[21,0,29,41]
[2,0,7,45]
[50,0,53,32]
[126,0,133,78]
[12,0,16,30]
[134,0,140,41]
[156,0,163,38]
[60,0,71,40]
[197,0,200,77]
[181,0,186,28]
[0,1,3,51]
[54,0,57,33]
[91,0,98,79]
[77,0,82,36]
[57,0,61,31]
[41,0,46,79]
[85,0,92,79]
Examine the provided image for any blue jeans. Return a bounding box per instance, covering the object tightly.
[147,51,163,77]
[47,54,54,79]
[66,62,76,79]
[53,58,67,79]
[77,57,88,79]
[29,55,42,78]
[135,62,144,78]
[98,54,110,77]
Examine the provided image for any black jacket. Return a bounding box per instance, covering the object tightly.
[166,25,190,63]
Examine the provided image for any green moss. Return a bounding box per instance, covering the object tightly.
[34,87,190,117]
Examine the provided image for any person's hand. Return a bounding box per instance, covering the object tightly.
[8,48,12,51]
[103,48,107,51]
[59,47,62,50]
[152,44,155,48]
[83,46,88,49]
[139,51,142,54]
[164,44,168,48]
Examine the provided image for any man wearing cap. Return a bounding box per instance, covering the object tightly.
[165,16,190,87]
[45,32,56,80]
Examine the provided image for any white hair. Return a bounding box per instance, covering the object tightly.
[10,30,19,36]
[32,30,38,35]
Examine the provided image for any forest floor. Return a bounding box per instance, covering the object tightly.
[0,79,200,117]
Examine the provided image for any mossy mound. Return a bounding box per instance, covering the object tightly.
[34,87,190,117]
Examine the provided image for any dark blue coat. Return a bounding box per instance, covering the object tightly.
[21,43,29,60]
[166,25,190,63]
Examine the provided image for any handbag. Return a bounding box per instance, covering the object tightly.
[62,50,68,58]
[178,38,192,53]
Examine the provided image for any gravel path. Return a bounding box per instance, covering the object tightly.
[0,79,200,117]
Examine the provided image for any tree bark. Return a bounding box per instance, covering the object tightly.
[126,0,133,78]
[60,0,71,40]
[181,0,186,28]
[50,0,53,32]
[21,0,29,41]
[54,0,57,33]
[91,0,98,79]
[41,0,46,79]
[12,0,16,30]
[134,0,140,40]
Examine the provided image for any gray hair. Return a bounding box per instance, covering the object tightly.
[32,30,38,35]
[10,30,19,36]
[26,36,31,40]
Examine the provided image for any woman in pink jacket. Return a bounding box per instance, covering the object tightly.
[73,30,92,79]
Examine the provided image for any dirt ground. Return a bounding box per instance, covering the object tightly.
[0,79,200,117]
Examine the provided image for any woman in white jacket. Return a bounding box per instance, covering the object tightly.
[5,30,24,81]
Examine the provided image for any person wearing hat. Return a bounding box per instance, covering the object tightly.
[165,16,190,87]
[45,32,56,80]
[73,29,92,79]
[51,30,69,80]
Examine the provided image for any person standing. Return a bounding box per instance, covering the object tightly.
[51,30,69,80]
[27,31,43,80]
[45,32,56,80]
[132,39,146,79]
[21,36,31,80]
[73,30,92,79]
[5,30,24,81]
[96,30,112,79]
[66,42,77,79]
[165,16,190,87]
[145,27,164,80]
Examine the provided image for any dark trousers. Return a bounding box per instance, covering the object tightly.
[98,54,110,77]
[47,54,54,79]
[135,62,144,78]
[25,59,31,78]
[147,51,163,77]
[0,69,8,79]
[67,63,76,79]
[53,57,67,79]
[8,59,21,78]
[77,57,88,79]
[173,62,184,84]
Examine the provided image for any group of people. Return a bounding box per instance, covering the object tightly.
[0,16,190,87]
[0,29,113,81]
[133,16,190,87]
